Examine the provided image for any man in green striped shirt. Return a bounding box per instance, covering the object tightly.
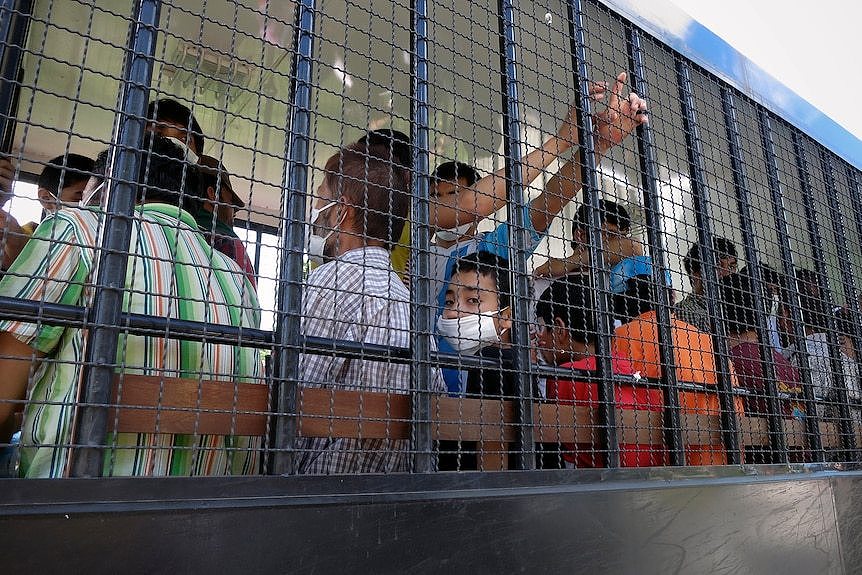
[0,135,262,478]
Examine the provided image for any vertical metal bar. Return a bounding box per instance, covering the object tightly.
[271,0,317,475]
[674,60,742,461]
[626,26,685,466]
[566,0,618,468]
[0,0,33,153]
[816,146,858,457]
[757,110,823,460]
[69,0,162,477]
[791,134,853,457]
[409,0,434,473]
[497,0,535,470]
[720,88,788,462]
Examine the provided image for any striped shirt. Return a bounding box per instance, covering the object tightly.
[0,204,262,478]
[295,246,445,474]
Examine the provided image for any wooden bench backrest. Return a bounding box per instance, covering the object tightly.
[107,374,847,460]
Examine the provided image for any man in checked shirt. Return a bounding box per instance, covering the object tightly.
[296,139,446,474]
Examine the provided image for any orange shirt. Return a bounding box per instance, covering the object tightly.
[612,311,743,465]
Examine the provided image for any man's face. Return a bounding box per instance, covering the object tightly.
[146,120,198,155]
[311,181,344,259]
[206,183,236,225]
[716,255,738,278]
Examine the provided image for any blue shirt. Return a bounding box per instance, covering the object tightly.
[609,255,673,294]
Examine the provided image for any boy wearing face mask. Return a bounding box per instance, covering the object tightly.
[438,252,519,399]
[437,251,522,470]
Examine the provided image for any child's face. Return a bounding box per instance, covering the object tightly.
[442,269,511,338]
[535,317,574,365]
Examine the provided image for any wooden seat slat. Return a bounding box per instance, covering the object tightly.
[106,377,862,462]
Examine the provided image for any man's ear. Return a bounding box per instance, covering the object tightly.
[337,202,355,230]
[498,305,513,331]
[36,187,56,211]
[206,185,217,202]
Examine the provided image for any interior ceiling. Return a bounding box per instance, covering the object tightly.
[12,0,593,229]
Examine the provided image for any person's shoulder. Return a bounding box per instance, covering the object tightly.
[305,260,337,287]
[42,207,99,228]
[33,208,101,245]
[614,312,654,336]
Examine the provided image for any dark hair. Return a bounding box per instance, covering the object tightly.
[683,236,738,276]
[449,251,511,310]
[536,276,597,345]
[573,199,631,239]
[37,153,94,195]
[356,129,412,168]
[323,140,410,247]
[612,275,655,322]
[433,161,480,187]
[147,99,204,154]
[719,270,761,335]
[93,133,201,212]
[795,268,829,331]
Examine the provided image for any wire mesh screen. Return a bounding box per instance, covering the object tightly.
[0,0,860,479]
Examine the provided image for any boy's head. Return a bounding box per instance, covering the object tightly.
[438,251,512,352]
[571,199,632,264]
[431,161,481,243]
[683,236,738,293]
[146,99,204,155]
[432,161,479,196]
[612,274,655,323]
[535,276,597,364]
[37,153,95,211]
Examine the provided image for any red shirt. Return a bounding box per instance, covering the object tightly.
[546,353,667,467]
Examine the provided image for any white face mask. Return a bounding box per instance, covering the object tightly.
[306,200,337,265]
[434,221,473,243]
[437,310,503,355]
[164,136,199,165]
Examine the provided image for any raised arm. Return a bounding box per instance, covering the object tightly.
[428,82,610,230]
[529,72,647,235]
[534,235,645,279]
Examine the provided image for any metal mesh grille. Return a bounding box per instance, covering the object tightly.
[0,0,860,478]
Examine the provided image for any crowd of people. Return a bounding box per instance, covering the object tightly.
[0,69,857,477]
